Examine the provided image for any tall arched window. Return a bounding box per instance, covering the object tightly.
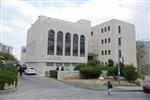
[73,34,78,56]
[47,30,55,55]
[57,31,63,55]
[80,35,85,57]
[65,33,71,56]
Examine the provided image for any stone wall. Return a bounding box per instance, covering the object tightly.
[57,71,81,80]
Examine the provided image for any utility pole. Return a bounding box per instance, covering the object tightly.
[118,37,122,86]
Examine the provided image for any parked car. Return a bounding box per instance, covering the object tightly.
[24,67,36,75]
[143,80,150,93]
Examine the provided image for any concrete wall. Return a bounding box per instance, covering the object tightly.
[57,71,80,80]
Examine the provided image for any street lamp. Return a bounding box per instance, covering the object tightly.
[118,37,122,86]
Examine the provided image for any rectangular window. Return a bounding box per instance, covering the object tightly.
[101,28,103,33]
[108,26,110,31]
[104,27,107,32]
[56,63,62,67]
[47,62,53,66]
[101,39,104,44]
[108,38,110,43]
[108,50,111,55]
[91,32,93,36]
[119,50,122,58]
[118,38,121,45]
[105,62,107,65]
[105,39,107,43]
[102,51,104,55]
[64,63,70,66]
[105,50,107,55]
[118,26,121,33]
[102,62,104,65]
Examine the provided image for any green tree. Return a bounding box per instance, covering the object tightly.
[108,59,114,67]
[123,64,138,82]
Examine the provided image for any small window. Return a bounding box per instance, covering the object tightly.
[108,26,110,31]
[105,62,107,65]
[56,63,62,66]
[102,51,104,55]
[64,63,70,66]
[101,28,103,33]
[47,62,53,66]
[105,50,107,55]
[108,38,110,43]
[102,62,104,65]
[118,26,121,33]
[118,37,121,45]
[104,27,107,32]
[108,50,111,55]
[101,39,104,44]
[105,39,107,43]
[91,32,93,36]
[119,49,122,57]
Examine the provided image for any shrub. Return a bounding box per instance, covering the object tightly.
[0,66,18,90]
[50,70,58,79]
[80,66,95,79]
[74,64,86,71]
[80,66,102,79]
[123,64,139,82]
[108,59,114,67]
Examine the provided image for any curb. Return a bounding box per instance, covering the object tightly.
[56,79,143,92]
[0,88,17,94]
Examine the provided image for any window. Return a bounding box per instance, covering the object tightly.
[119,49,122,58]
[47,30,55,55]
[73,34,78,56]
[108,38,110,43]
[64,63,70,66]
[101,39,104,44]
[91,32,93,36]
[80,35,85,57]
[65,33,71,56]
[108,26,110,31]
[105,50,107,55]
[47,62,53,66]
[102,51,104,55]
[105,39,107,43]
[118,37,121,45]
[108,50,111,55]
[101,28,103,33]
[56,63,62,66]
[102,62,104,65]
[104,27,107,32]
[105,62,107,65]
[118,26,121,33]
[57,31,63,55]
[22,48,26,53]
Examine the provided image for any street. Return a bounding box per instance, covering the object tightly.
[0,75,149,100]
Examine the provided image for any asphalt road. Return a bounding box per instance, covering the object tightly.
[0,75,150,100]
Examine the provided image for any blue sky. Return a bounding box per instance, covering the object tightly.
[0,0,150,60]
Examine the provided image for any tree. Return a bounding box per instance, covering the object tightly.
[123,64,139,82]
[108,59,114,67]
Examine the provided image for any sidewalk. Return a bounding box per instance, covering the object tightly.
[59,79,143,92]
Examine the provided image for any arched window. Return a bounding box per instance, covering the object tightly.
[65,33,71,56]
[80,35,85,57]
[57,31,63,55]
[47,30,55,55]
[73,34,78,56]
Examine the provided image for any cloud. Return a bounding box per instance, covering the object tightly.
[1,0,149,60]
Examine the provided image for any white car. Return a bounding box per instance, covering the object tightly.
[24,67,36,75]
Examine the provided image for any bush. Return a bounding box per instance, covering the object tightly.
[50,70,58,79]
[0,66,18,90]
[108,59,114,67]
[80,66,102,79]
[123,64,139,82]
[74,64,86,71]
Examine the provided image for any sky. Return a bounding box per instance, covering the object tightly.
[0,0,150,60]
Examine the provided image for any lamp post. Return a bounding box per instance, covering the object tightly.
[118,37,122,86]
